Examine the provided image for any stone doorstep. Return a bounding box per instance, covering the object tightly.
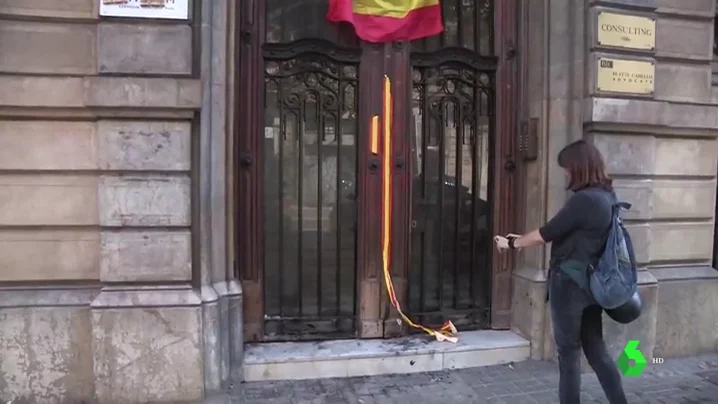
[243,330,530,382]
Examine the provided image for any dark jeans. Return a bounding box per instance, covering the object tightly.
[549,269,628,404]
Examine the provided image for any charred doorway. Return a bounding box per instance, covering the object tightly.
[237,0,519,341]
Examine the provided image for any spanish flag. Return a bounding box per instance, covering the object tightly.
[327,0,444,43]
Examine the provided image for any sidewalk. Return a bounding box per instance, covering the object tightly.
[229,354,718,403]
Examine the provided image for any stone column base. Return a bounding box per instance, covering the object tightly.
[90,286,204,403]
[0,287,97,403]
[652,266,718,358]
[1,283,242,403]
[511,267,548,360]
[201,280,243,392]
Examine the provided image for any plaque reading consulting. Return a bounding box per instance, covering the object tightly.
[597,12,655,50]
[596,58,654,95]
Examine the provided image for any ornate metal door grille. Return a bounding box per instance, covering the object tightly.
[406,0,497,330]
[262,40,361,340]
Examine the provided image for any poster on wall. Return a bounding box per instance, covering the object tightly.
[100,0,189,20]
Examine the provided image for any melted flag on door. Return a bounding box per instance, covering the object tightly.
[327,0,444,43]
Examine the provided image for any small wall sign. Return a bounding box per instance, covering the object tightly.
[100,0,189,20]
[596,57,655,95]
[597,12,655,51]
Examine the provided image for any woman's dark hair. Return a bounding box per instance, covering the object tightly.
[557,139,613,191]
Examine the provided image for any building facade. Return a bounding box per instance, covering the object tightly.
[1,0,717,402]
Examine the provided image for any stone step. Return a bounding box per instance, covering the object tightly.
[243,330,530,382]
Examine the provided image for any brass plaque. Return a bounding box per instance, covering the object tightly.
[597,12,655,50]
[596,58,654,95]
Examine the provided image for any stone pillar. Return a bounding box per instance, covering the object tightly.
[86,13,203,400]
[197,0,243,392]
[225,0,245,382]
[511,0,585,360]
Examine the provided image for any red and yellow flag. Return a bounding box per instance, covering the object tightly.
[327,0,444,43]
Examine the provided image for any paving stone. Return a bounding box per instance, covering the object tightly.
[230,354,718,403]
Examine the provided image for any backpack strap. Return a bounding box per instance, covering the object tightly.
[616,201,631,210]
[609,191,631,211]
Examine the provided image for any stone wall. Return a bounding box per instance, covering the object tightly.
[0,1,239,402]
[512,0,718,363]
[588,0,718,359]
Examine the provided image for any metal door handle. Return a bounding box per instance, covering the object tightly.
[504,159,516,172]
[240,153,253,168]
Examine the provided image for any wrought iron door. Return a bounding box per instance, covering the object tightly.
[238,0,364,341]
[408,60,495,329]
[405,0,517,330]
[262,45,360,340]
[237,0,518,341]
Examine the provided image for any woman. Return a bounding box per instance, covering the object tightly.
[494,140,628,404]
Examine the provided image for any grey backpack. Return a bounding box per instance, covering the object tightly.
[587,200,637,309]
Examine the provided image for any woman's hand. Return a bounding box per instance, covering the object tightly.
[495,230,546,251]
[493,235,510,253]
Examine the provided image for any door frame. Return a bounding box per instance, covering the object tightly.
[235,0,521,341]
[489,0,520,329]
[355,42,412,338]
[235,0,265,342]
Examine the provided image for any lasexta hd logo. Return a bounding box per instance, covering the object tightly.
[617,340,648,376]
